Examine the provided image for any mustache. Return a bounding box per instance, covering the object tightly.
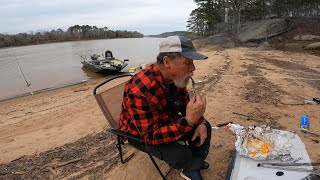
[173,73,193,88]
[184,73,193,79]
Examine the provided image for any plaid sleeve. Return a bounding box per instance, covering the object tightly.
[176,87,207,124]
[125,93,193,145]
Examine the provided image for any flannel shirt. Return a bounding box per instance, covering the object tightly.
[119,64,206,145]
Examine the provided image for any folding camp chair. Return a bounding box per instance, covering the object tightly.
[93,74,168,180]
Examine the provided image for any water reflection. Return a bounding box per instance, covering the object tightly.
[81,66,106,79]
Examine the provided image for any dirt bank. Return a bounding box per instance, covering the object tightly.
[0,45,320,179]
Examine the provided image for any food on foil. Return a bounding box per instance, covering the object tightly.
[227,124,293,160]
[247,137,271,158]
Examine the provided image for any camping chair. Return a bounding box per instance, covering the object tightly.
[93,74,168,180]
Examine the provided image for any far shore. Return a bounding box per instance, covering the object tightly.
[0,37,147,50]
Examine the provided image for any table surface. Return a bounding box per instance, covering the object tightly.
[231,131,313,180]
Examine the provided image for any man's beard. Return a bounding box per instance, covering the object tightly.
[173,74,192,88]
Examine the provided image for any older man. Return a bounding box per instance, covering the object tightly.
[119,36,211,180]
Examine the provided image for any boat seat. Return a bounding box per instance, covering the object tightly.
[105,50,115,60]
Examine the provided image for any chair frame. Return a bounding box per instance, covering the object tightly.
[93,74,168,180]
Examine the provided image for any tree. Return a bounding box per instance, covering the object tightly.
[0,25,143,48]
[187,8,206,37]
[187,0,320,40]
[187,0,227,36]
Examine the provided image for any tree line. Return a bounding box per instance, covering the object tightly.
[187,0,320,37]
[0,25,144,48]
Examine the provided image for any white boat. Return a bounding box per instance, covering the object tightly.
[81,50,128,74]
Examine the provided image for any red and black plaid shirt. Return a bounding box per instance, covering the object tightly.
[120,64,206,145]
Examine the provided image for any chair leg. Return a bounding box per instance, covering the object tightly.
[148,154,167,180]
[115,134,167,179]
[116,135,125,164]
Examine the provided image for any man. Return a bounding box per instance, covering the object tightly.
[120,36,211,180]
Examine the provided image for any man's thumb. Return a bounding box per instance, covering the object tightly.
[191,133,197,141]
[190,93,196,103]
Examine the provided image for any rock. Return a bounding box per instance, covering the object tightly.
[214,143,223,149]
[244,42,259,47]
[239,18,291,42]
[256,42,272,51]
[284,43,304,49]
[194,33,235,48]
[305,42,320,50]
[293,35,320,41]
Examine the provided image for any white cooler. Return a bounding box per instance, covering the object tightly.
[227,132,313,180]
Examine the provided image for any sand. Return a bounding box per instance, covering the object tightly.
[0,45,319,179]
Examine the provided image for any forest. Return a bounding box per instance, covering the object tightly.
[187,0,320,37]
[0,25,144,48]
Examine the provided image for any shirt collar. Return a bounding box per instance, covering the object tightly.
[150,64,164,86]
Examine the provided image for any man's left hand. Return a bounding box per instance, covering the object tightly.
[191,123,207,147]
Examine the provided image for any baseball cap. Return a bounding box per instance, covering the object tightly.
[159,35,208,60]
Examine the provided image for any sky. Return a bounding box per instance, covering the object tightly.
[0,0,198,35]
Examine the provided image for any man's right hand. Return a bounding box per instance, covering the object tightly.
[186,91,206,124]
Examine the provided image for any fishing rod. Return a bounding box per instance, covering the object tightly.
[199,73,320,81]
[14,56,34,95]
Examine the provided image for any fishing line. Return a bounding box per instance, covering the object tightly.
[14,55,34,95]
[199,73,320,81]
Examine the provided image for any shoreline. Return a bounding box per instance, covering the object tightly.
[0,79,88,103]
[1,45,319,179]
[0,72,132,103]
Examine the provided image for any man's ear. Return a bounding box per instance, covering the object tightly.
[163,56,171,69]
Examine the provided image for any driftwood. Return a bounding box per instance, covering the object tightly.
[48,158,82,169]
[0,171,25,176]
[232,112,249,118]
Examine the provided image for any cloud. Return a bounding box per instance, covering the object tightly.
[0,0,197,35]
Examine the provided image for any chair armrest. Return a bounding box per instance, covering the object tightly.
[106,128,144,142]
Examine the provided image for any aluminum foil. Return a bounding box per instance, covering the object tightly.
[227,124,293,161]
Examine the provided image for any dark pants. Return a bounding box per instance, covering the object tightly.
[128,121,211,170]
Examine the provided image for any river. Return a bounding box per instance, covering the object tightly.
[0,38,162,101]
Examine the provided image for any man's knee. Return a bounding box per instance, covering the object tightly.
[158,143,194,169]
[166,150,201,170]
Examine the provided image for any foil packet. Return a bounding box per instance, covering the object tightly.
[227,124,293,160]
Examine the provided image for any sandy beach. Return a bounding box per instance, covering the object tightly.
[1,44,319,179]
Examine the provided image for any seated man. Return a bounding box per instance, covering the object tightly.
[119,35,211,180]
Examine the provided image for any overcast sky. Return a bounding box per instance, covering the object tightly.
[0,0,197,35]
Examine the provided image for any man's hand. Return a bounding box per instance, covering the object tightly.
[186,92,206,124]
[191,123,207,147]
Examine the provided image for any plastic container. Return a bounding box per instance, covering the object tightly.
[300,114,310,134]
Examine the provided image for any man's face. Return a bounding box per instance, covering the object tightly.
[169,55,195,88]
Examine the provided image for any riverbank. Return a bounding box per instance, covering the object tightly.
[1,44,320,179]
